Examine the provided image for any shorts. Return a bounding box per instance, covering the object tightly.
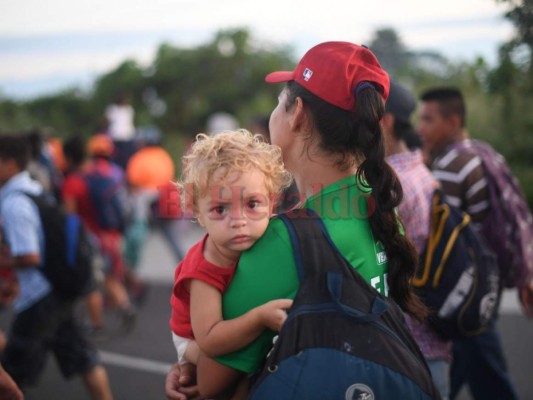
[95,230,126,280]
[171,331,191,365]
[123,219,149,270]
[1,293,99,387]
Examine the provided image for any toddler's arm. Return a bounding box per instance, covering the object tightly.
[183,341,200,365]
[189,279,292,358]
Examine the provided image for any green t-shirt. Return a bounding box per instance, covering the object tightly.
[216,175,389,373]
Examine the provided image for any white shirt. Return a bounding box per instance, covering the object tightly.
[106,104,135,141]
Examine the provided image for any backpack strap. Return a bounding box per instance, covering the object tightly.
[278,208,338,280]
[414,190,471,288]
[14,191,51,267]
[278,208,389,323]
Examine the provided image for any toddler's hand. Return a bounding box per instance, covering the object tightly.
[258,299,293,332]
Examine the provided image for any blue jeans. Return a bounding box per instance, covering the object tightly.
[450,320,518,400]
[428,359,450,400]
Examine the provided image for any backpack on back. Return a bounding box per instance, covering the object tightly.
[413,190,500,339]
[25,193,93,300]
[454,140,533,288]
[85,164,128,232]
[249,209,440,400]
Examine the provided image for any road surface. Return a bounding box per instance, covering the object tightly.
[1,223,531,399]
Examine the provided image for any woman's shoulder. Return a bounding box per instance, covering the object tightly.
[241,215,292,260]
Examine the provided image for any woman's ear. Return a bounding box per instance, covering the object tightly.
[289,97,307,133]
[381,113,395,133]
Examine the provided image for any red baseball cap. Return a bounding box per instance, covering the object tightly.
[265,41,390,111]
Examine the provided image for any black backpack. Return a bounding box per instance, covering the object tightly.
[25,192,94,300]
[413,190,500,339]
[249,209,440,400]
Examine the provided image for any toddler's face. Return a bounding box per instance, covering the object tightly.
[196,168,272,260]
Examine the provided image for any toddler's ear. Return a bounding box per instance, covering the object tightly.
[194,208,205,227]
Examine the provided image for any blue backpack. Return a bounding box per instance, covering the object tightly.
[249,209,440,400]
[85,164,128,232]
[413,190,500,339]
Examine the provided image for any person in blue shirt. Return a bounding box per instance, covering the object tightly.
[0,134,113,399]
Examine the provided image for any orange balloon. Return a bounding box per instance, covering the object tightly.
[126,147,175,189]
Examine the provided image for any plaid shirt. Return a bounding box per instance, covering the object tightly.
[387,150,452,362]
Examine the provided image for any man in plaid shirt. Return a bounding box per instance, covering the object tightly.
[383,80,451,400]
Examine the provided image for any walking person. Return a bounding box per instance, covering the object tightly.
[383,80,452,399]
[0,134,113,399]
[125,128,180,292]
[84,134,136,333]
[61,135,106,337]
[417,87,533,400]
[105,93,137,170]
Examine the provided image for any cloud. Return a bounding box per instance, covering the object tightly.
[0,0,515,99]
[0,47,155,80]
[1,0,510,35]
[0,72,94,99]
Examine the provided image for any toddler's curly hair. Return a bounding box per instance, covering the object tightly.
[178,129,292,207]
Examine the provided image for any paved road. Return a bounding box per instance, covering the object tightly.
[2,224,532,399]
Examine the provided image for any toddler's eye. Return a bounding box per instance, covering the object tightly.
[211,205,225,215]
[248,200,260,210]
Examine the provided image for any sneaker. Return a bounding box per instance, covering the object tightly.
[130,283,150,308]
[118,307,137,335]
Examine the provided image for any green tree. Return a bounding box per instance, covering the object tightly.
[368,28,409,75]
[141,28,293,136]
[487,1,533,170]
[498,0,533,51]
[0,28,294,142]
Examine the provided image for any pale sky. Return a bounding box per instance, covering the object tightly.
[0,0,514,99]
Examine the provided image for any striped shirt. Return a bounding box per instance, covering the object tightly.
[431,141,490,228]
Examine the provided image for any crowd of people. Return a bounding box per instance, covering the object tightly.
[0,113,182,398]
[0,40,532,400]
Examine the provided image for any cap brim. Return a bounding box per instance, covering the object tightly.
[265,71,294,83]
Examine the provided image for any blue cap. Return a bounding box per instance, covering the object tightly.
[385,80,416,123]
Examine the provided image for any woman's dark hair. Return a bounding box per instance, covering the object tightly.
[285,80,428,319]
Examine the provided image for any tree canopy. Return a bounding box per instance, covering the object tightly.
[1,13,532,205]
